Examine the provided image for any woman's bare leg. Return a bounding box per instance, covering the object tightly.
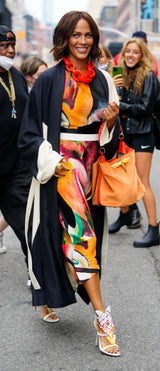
[84,272,105,312]
[135,152,157,226]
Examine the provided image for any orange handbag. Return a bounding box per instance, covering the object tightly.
[92,136,145,207]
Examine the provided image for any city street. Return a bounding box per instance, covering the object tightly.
[0,150,160,371]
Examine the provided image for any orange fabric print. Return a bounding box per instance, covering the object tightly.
[61,71,93,128]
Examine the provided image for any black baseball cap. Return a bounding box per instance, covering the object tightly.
[0,25,16,42]
[132,31,147,42]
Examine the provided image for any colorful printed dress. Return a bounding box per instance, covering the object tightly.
[58,69,109,285]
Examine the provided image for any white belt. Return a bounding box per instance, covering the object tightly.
[60,132,98,141]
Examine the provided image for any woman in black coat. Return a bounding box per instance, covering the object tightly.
[19,11,121,356]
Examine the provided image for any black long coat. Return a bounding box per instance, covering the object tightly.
[19,60,118,308]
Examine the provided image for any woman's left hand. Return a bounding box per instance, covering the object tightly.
[103,102,119,131]
[54,159,70,177]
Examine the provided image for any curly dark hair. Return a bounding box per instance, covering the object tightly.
[52,11,101,62]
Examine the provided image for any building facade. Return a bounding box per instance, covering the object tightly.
[42,0,54,26]
[5,0,53,65]
[117,0,160,37]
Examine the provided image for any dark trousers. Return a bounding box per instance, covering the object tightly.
[0,171,32,265]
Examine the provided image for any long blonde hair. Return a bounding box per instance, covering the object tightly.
[119,38,154,94]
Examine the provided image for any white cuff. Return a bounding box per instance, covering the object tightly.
[37,140,63,184]
[100,122,115,147]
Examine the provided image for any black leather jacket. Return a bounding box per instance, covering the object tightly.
[119,71,160,134]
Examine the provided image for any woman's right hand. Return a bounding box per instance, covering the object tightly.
[112,74,124,88]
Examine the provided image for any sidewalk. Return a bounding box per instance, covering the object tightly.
[0,150,160,371]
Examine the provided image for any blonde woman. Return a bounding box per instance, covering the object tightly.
[109,38,160,247]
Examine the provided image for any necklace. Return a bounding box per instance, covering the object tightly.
[63,57,95,83]
[0,69,16,118]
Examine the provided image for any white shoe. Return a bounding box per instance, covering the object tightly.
[27,278,31,287]
[0,245,7,254]
[94,307,120,357]
[0,232,6,254]
[42,308,59,323]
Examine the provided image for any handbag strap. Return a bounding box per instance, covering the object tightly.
[99,125,131,158]
[118,128,131,155]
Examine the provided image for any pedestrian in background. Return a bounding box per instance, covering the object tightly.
[97,45,114,74]
[0,25,31,276]
[132,31,159,77]
[109,37,160,248]
[98,45,124,88]
[19,11,121,356]
[0,56,48,261]
[98,45,141,230]
[20,56,48,92]
[114,30,159,77]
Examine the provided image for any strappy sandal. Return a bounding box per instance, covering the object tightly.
[42,307,59,323]
[94,306,120,357]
